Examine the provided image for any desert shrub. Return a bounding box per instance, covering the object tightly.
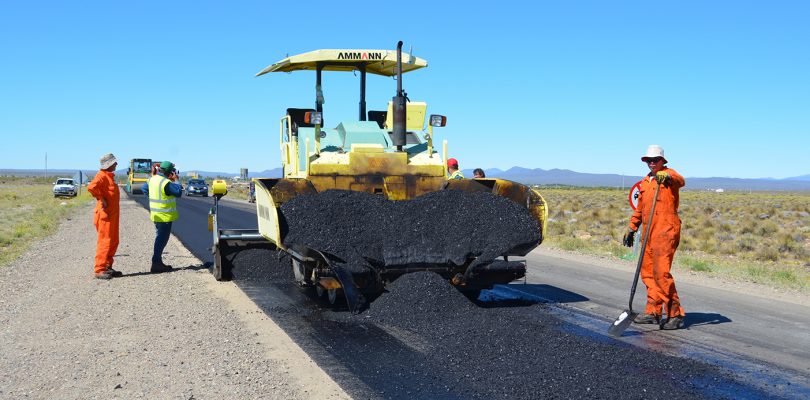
[548,220,568,236]
[737,236,757,252]
[680,257,714,272]
[739,219,758,235]
[558,237,587,251]
[775,233,800,254]
[755,220,779,236]
[755,247,780,262]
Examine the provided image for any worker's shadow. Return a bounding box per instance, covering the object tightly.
[682,312,731,328]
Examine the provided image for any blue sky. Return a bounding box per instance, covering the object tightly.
[1,1,808,179]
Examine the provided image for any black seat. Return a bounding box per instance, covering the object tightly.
[368,110,387,129]
[286,108,320,134]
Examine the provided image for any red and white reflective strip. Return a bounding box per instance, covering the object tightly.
[628,181,642,210]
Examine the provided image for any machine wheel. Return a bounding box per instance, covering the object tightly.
[212,244,232,281]
[327,288,343,305]
[292,259,311,285]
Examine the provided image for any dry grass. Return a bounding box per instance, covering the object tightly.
[538,186,810,292]
[0,176,93,267]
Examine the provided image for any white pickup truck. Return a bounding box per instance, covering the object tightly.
[53,178,78,197]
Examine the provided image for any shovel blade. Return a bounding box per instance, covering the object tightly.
[608,309,638,338]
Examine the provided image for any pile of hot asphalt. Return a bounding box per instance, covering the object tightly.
[226,249,739,399]
[279,189,542,273]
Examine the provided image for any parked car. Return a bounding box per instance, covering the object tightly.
[53,178,78,197]
[185,179,209,197]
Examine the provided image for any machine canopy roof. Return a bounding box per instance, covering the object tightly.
[256,49,428,77]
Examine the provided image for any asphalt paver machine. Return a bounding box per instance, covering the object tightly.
[210,42,548,312]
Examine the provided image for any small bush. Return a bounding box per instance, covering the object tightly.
[755,247,779,262]
[682,258,714,272]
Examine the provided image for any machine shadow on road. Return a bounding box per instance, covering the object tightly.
[478,283,589,306]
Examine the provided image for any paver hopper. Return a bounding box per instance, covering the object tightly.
[210,42,548,312]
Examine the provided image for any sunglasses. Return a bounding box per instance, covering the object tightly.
[644,157,663,163]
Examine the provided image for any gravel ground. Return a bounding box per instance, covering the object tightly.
[0,197,349,400]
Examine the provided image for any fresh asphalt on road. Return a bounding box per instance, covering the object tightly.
[130,191,809,399]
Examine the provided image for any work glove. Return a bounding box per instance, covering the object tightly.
[622,230,636,247]
[655,171,670,184]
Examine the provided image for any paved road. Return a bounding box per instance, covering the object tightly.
[517,251,810,392]
[131,191,810,398]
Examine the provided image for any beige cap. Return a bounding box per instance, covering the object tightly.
[100,153,118,169]
[641,145,667,163]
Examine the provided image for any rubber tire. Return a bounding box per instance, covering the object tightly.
[212,245,232,281]
[327,288,343,305]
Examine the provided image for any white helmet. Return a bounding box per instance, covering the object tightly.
[641,145,667,163]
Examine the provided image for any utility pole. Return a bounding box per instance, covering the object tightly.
[45,152,48,180]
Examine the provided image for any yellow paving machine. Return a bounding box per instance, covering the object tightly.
[126,158,152,194]
[210,42,548,311]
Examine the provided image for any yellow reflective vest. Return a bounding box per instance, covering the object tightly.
[148,175,179,222]
[448,170,465,180]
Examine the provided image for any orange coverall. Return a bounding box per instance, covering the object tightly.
[628,167,686,318]
[87,170,120,274]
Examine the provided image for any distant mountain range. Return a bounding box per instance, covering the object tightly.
[4,168,810,191]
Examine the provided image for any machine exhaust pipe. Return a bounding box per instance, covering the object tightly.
[392,41,407,151]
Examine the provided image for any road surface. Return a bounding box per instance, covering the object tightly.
[132,192,810,398]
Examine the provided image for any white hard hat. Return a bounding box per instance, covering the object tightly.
[641,145,667,163]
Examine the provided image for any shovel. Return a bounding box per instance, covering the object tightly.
[608,181,661,338]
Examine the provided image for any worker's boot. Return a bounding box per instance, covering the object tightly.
[661,316,685,330]
[633,313,661,324]
[95,270,113,280]
[150,261,173,274]
[107,268,124,277]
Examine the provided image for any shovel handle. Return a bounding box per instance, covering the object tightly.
[628,181,661,311]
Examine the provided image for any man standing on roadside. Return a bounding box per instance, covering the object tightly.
[622,145,686,330]
[142,161,182,273]
[447,158,464,180]
[473,168,486,178]
[87,153,122,280]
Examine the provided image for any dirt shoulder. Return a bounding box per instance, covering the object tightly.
[0,197,350,399]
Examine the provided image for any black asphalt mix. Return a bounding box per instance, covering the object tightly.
[280,189,542,273]
[222,245,766,399]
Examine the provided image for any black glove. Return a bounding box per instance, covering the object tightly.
[622,230,636,247]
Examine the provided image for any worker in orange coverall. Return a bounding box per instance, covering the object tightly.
[622,145,686,330]
[87,153,122,280]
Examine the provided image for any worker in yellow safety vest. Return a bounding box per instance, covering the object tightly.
[142,160,182,273]
[447,158,465,180]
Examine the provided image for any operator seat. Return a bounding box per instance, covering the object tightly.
[368,110,387,129]
[286,108,321,135]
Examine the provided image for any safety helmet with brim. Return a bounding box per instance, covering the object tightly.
[641,145,667,164]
